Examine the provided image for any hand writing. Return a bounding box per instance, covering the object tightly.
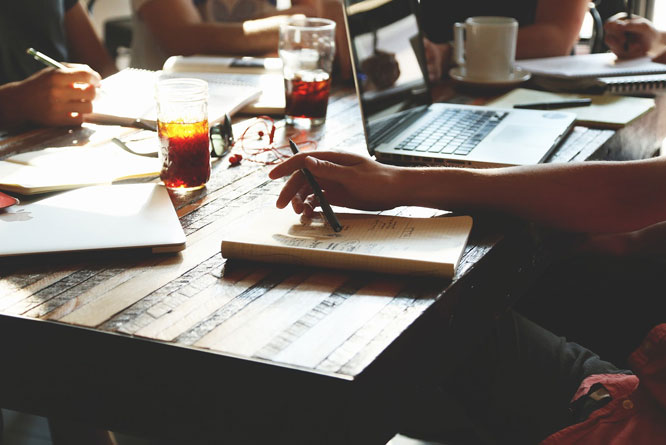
[269,151,406,217]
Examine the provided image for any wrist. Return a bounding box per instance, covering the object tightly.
[0,81,28,130]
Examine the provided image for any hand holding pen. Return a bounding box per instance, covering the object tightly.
[288,139,342,232]
[604,10,659,60]
[22,47,102,127]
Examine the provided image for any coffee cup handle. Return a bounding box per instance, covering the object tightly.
[453,22,465,67]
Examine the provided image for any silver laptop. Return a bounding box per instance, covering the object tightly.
[0,183,186,257]
[343,0,575,167]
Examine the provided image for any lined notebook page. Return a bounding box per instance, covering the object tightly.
[221,209,473,277]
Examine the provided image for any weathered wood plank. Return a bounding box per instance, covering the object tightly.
[133,268,273,341]
[258,278,405,368]
[194,272,350,355]
[317,287,435,373]
[0,269,78,312]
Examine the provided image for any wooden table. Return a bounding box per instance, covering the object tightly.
[1,84,664,444]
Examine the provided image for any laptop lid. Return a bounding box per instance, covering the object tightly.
[344,0,431,156]
[0,183,186,257]
[342,0,575,167]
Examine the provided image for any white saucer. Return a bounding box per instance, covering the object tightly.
[449,67,531,87]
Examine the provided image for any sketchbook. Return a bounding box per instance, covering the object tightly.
[85,68,262,128]
[0,135,160,195]
[162,55,286,115]
[487,88,655,129]
[516,53,666,94]
[221,209,473,278]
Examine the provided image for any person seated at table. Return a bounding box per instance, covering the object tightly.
[0,0,117,131]
[604,13,666,62]
[420,0,590,81]
[267,149,666,444]
[130,0,323,70]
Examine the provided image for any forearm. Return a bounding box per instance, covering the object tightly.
[516,24,577,59]
[0,82,28,129]
[151,20,280,57]
[64,2,117,78]
[516,0,588,59]
[400,158,666,234]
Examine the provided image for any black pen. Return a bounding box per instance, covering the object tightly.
[625,0,633,51]
[513,98,592,110]
[288,139,342,232]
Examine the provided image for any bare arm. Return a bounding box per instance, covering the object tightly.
[137,0,299,57]
[516,0,589,58]
[269,152,666,235]
[64,2,117,78]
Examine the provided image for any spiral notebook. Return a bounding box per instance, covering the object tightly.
[85,68,261,128]
[517,53,666,94]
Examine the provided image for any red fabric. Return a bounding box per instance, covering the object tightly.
[541,324,666,445]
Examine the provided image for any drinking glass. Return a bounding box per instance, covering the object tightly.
[155,78,210,191]
[279,17,336,128]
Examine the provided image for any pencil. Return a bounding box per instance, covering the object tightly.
[288,139,342,232]
[26,47,67,70]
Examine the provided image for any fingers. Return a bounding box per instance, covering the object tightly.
[52,68,102,89]
[269,150,364,179]
[276,170,307,209]
[302,156,353,182]
[652,50,666,64]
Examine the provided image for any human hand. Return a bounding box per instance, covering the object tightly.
[269,151,407,217]
[604,13,659,59]
[15,64,101,127]
[423,38,450,82]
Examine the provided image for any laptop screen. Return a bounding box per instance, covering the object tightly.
[344,0,431,150]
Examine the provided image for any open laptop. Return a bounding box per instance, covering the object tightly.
[343,0,575,167]
[0,183,186,257]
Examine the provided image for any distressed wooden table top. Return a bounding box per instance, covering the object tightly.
[0,84,642,382]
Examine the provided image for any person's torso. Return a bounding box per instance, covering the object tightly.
[196,0,277,23]
[0,0,77,84]
[419,0,538,43]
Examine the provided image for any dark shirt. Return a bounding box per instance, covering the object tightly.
[0,0,78,84]
[418,0,538,43]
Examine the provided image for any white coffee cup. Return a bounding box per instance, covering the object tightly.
[453,16,518,81]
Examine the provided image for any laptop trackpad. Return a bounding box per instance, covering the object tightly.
[490,125,547,145]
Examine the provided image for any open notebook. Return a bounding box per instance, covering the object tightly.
[85,68,262,128]
[163,55,286,115]
[487,88,655,129]
[221,208,473,278]
[0,134,160,195]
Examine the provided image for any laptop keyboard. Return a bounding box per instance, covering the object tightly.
[395,109,508,156]
[369,107,425,149]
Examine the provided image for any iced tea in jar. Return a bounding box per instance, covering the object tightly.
[155,78,210,191]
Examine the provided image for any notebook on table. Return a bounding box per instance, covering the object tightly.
[0,183,186,257]
[221,208,472,278]
[85,68,262,128]
[516,53,666,94]
[342,0,576,168]
[162,55,286,115]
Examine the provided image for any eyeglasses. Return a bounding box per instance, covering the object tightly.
[209,113,234,158]
[111,113,235,159]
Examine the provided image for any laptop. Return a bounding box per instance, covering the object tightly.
[0,183,186,257]
[342,0,575,167]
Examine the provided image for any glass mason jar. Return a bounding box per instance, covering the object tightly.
[155,78,210,191]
